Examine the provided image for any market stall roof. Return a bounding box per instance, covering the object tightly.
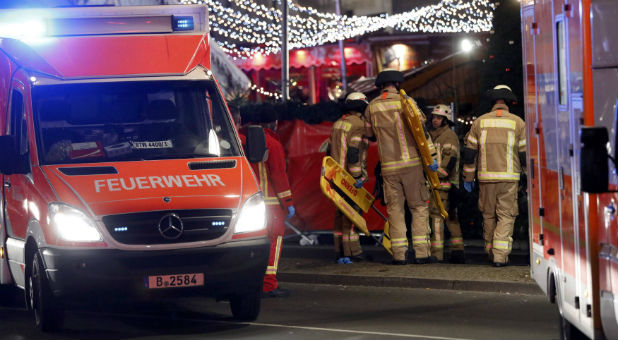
[233,43,372,71]
[349,51,479,97]
[211,41,250,99]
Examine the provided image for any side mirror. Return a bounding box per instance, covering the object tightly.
[0,135,30,175]
[580,127,609,193]
[245,125,267,163]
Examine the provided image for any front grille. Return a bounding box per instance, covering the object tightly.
[188,160,236,170]
[59,166,118,176]
[102,209,232,245]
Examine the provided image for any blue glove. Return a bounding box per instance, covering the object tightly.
[354,178,364,188]
[464,181,474,193]
[287,206,295,219]
[428,159,439,172]
[337,257,353,264]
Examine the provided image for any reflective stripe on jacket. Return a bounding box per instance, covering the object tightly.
[364,88,436,176]
[463,104,526,183]
[329,111,369,181]
[430,125,460,190]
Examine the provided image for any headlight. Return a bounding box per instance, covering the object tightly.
[49,203,102,242]
[234,193,266,234]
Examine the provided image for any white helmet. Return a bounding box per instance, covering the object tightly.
[345,92,368,104]
[431,104,452,119]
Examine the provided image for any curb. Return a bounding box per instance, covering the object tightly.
[282,244,530,265]
[278,272,543,295]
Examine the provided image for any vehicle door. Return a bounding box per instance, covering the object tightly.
[3,77,32,241]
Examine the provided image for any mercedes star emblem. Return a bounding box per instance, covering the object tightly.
[158,213,184,240]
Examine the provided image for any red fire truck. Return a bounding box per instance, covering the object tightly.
[0,5,269,331]
[521,0,618,338]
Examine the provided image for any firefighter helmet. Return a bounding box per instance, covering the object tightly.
[345,92,368,103]
[485,84,518,103]
[344,92,369,113]
[431,104,454,126]
[431,104,452,119]
[375,69,404,87]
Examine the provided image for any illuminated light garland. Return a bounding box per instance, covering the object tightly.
[249,83,282,100]
[182,0,495,59]
[457,116,477,125]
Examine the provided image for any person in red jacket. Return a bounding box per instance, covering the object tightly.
[233,106,295,298]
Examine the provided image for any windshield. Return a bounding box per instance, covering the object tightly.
[33,80,240,165]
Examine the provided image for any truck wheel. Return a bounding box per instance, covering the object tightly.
[558,311,587,340]
[556,297,587,340]
[28,252,64,332]
[229,287,261,321]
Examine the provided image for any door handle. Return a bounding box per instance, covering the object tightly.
[3,180,10,189]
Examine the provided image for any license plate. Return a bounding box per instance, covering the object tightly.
[146,273,204,289]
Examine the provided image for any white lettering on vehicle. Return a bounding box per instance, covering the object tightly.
[131,140,173,149]
[136,177,149,189]
[108,178,121,191]
[121,178,136,190]
[208,174,225,186]
[182,174,197,187]
[94,174,225,192]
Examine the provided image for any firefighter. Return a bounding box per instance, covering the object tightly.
[234,106,296,297]
[462,85,526,267]
[328,92,371,264]
[364,69,439,265]
[428,104,465,263]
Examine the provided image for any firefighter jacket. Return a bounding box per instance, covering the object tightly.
[463,103,526,183]
[249,128,294,208]
[329,111,369,181]
[364,88,436,176]
[429,125,459,190]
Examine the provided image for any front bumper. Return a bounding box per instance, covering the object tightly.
[40,237,269,300]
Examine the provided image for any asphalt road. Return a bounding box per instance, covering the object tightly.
[0,282,558,340]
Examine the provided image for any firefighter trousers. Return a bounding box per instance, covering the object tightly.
[333,210,363,258]
[383,166,431,261]
[429,189,463,261]
[263,204,286,292]
[478,181,518,264]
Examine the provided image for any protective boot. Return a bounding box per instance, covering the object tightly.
[414,256,438,264]
[449,250,466,264]
[350,253,373,262]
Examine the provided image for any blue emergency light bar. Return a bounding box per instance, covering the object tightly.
[0,19,47,39]
[172,16,194,31]
[1,6,206,39]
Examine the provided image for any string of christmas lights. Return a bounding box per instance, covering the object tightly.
[182,0,495,59]
[249,83,282,100]
[457,116,478,125]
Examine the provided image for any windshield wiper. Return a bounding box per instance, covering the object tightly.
[142,153,219,160]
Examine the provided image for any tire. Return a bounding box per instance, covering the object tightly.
[28,252,64,332]
[229,287,261,321]
[558,311,588,340]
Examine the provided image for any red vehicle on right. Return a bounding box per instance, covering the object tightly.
[521,0,618,338]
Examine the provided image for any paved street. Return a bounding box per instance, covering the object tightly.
[0,282,557,340]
